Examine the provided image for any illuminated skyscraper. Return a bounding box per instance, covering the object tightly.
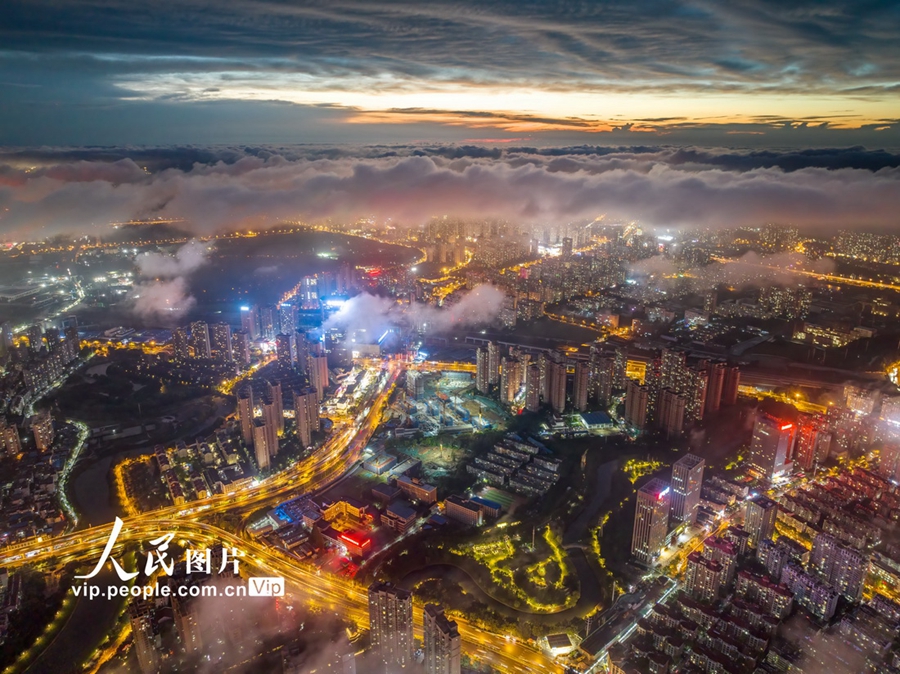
[265,380,284,436]
[685,551,724,602]
[590,353,615,406]
[232,330,251,367]
[424,604,461,674]
[309,352,329,401]
[275,333,294,367]
[749,412,796,479]
[475,347,490,395]
[252,419,271,470]
[794,412,831,471]
[573,361,589,412]
[704,360,726,414]
[294,331,310,375]
[240,305,260,340]
[625,379,649,429]
[656,388,686,438]
[722,365,740,406]
[487,342,501,386]
[499,357,521,405]
[237,386,254,445]
[368,582,413,672]
[744,495,777,548]
[548,358,567,414]
[292,387,319,448]
[29,410,54,452]
[632,478,670,565]
[524,364,541,413]
[671,453,704,525]
[260,305,278,340]
[210,322,232,360]
[190,321,211,359]
[279,302,298,333]
[172,326,191,361]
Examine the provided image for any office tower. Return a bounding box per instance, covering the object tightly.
[656,388,686,438]
[300,275,319,308]
[749,412,796,479]
[548,358,567,414]
[722,365,740,406]
[129,599,161,674]
[190,321,211,359]
[309,352,329,401]
[424,604,461,674]
[744,495,778,547]
[29,410,54,452]
[293,387,319,448]
[232,329,251,367]
[499,357,521,405]
[238,386,254,445]
[671,454,705,525]
[625,379,650,429]
[172,326,191,361]
[573,361,589,412]
[368,582,413,672]
[524,364,541,412]
[0,421,21,457]
[705,361,726,414]
[487,342,501,386]
[210,322,233,359]
[475,348,490,394]
[279,302,298,333]
[685,551,724,602]
[266,381,284,437]
[27,324,43,353]
[240,305,260,340]
[631,478,670,565]
[260,304,278,340]
[253,419,271,469]
[794,413,832,471]
[275,333,294,368]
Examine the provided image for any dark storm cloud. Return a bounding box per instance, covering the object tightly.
[0,145,898,240]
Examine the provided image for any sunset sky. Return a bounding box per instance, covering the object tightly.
[2,0,899,146]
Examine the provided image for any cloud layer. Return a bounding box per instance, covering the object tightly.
[0,146,898,240]
[128,240,209,322]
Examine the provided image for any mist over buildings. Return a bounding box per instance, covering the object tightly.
[128,240,209,323]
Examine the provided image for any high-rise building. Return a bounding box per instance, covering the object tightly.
[685,551,724,602]
[487,342,501,386]
[240,305,260,340]
[309,352,329,401]
[172,326,191,361]
[258,305,277,340]
[0,321,13,358]
[190,321,211,359]
[210,323,233,360]
[722,365,740,406]
[300,275,319,308]
[744,495,778,547]
[794,413,832,471]
[252,419,271,470]
[233,330,251,366]
[368,582,413,672]
[591,354,615,406]
[656,388,686,438]
[671,454,705,525]
[279,302,298,334]
[128,599,160,674]
[524,364,541,413]
[749,412,796,479]
[294,331,310,375]
[475,348,490,395]
[499,358,521,405]
[625,379,650,429]
[548,358,567,414]
[0,420,21,457]
[29,410,54,452]
[275,333,294,368]
[573,361,589,412]
[632,478,670,565]
[266,380,284,436]
[263,395,281,451]
[293,387,319,448]
[27,324,43,353]
[238,386,254,445]
[705,361,726,414]
[809,533,867,600]
[423,604,461,674]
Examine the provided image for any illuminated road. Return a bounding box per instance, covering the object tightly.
[0,359,563,673]
[712,255,900,293]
